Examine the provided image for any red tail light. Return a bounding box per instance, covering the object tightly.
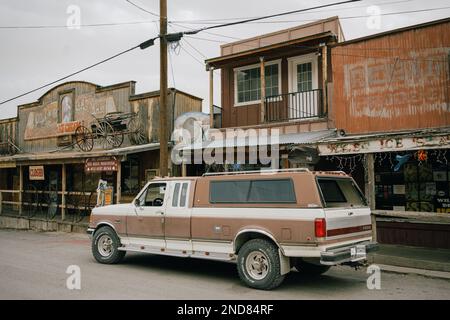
[315,218,326,238]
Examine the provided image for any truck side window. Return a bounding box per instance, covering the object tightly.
[172,183,180,207]
[180,183,188,207]
[143,183,166,207]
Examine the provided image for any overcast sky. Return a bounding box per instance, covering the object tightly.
[0,0,449,120]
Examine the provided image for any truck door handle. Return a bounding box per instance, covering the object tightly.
[156,211,164,215]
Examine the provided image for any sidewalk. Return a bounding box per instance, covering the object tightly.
[368,244,450,279]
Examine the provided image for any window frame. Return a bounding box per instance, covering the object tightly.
[287,53,318,94]
[209,178,297,204]
[233,59,282,107]
[316,177,367,208]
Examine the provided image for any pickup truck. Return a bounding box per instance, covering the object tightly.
[87,168,378,290]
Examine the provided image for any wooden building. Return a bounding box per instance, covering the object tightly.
[317,17,450,249]
[0,80,202,221]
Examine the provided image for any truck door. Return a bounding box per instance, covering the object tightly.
[126,182,167,251]
[164,181,192,254]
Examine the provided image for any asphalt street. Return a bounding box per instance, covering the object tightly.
[0,229,449,299]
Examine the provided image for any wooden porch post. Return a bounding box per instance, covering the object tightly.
[321,44,328,116]
[116,160,122,204]
[260,57,266,123]
[18,165,23,216]
[61,164,66,221]
[209,67,214,128]
[365,153,377,241]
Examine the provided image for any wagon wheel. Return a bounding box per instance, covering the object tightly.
[128,117,148,145]
[97,121,124,149]
[75,126,94,152]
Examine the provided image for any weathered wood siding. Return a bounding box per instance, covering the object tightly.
[17,81,135,153]
[0,118,18,155]
[129,89,202,142]
[331,19,450,134]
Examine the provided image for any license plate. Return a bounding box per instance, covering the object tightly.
[350,245,367,260]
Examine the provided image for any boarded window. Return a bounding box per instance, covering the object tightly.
[210,179,296,203]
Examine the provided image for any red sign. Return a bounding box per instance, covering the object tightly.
[57,121,81,135]
[85,157,118,173]
[29,166,45,180]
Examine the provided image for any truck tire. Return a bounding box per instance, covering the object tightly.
[294,259,331,275]
[237,238,285,290]
[92,226,126,264]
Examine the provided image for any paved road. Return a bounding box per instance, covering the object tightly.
[0,229,449,300]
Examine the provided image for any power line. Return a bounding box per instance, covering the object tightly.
[0,20,158,29]
[170,0,412,23]
[125,0,160,18]
[125,0,160,33]
[180,0,360,34]
[0,36,159,105]
[173,6,450,25]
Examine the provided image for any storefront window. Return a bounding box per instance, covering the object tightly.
[375,150,449,213]
[122,156,140,195]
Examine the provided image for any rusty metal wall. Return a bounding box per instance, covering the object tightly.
[331,20,450,134]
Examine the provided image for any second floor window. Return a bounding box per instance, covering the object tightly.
[235,61,280,105]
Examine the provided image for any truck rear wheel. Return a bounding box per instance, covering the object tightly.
[294,259,331,275]
[92,226,125,264]
[237,239,285,290]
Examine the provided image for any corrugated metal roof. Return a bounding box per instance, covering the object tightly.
[183,129,336,150]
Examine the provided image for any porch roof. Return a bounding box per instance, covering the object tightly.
[182,129,336,151]
[0,142,160,164]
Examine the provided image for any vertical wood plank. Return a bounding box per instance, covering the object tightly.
[61,163,66,221]
[260,57,266,123]
[19,165,23,216]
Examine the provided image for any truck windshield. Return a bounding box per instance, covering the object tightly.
[318,178,367,208]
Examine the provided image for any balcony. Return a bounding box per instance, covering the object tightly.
[264,89,324,123]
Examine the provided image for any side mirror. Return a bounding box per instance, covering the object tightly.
[134,199,141,208]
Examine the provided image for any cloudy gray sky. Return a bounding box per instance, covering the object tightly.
[0,0,449,120]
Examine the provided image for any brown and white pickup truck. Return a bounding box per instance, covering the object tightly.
[87,168,378,290]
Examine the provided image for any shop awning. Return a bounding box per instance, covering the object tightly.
[182,129,336,151]
[0,142,160,164]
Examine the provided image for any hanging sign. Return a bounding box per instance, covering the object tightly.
[318,134,450,156]
[85,157,118,173]
[29,166,45,180]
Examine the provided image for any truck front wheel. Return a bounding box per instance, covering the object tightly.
[92,226,125,264]
[237,239,285,290]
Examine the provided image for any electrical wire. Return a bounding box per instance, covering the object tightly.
[0,36,159,105]
[125,0,160,18]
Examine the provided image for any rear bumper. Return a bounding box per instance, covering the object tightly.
[320,241,379,265]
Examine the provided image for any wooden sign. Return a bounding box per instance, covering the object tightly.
[85,157,118,173]
[57,121,81,135]
[29,166,45,180]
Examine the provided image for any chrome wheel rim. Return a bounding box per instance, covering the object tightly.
[97,234,113,257]
[245,251,269,280]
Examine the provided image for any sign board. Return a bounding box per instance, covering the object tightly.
[29,166,45,180]
[85,157,118,173]
[57,120,81,135]
[318,134,450,156]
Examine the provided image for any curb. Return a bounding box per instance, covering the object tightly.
[377,264,450,280]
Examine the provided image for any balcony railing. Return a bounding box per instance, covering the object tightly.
[264,89,323,123]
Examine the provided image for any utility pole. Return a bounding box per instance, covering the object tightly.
[159,0,169,177]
